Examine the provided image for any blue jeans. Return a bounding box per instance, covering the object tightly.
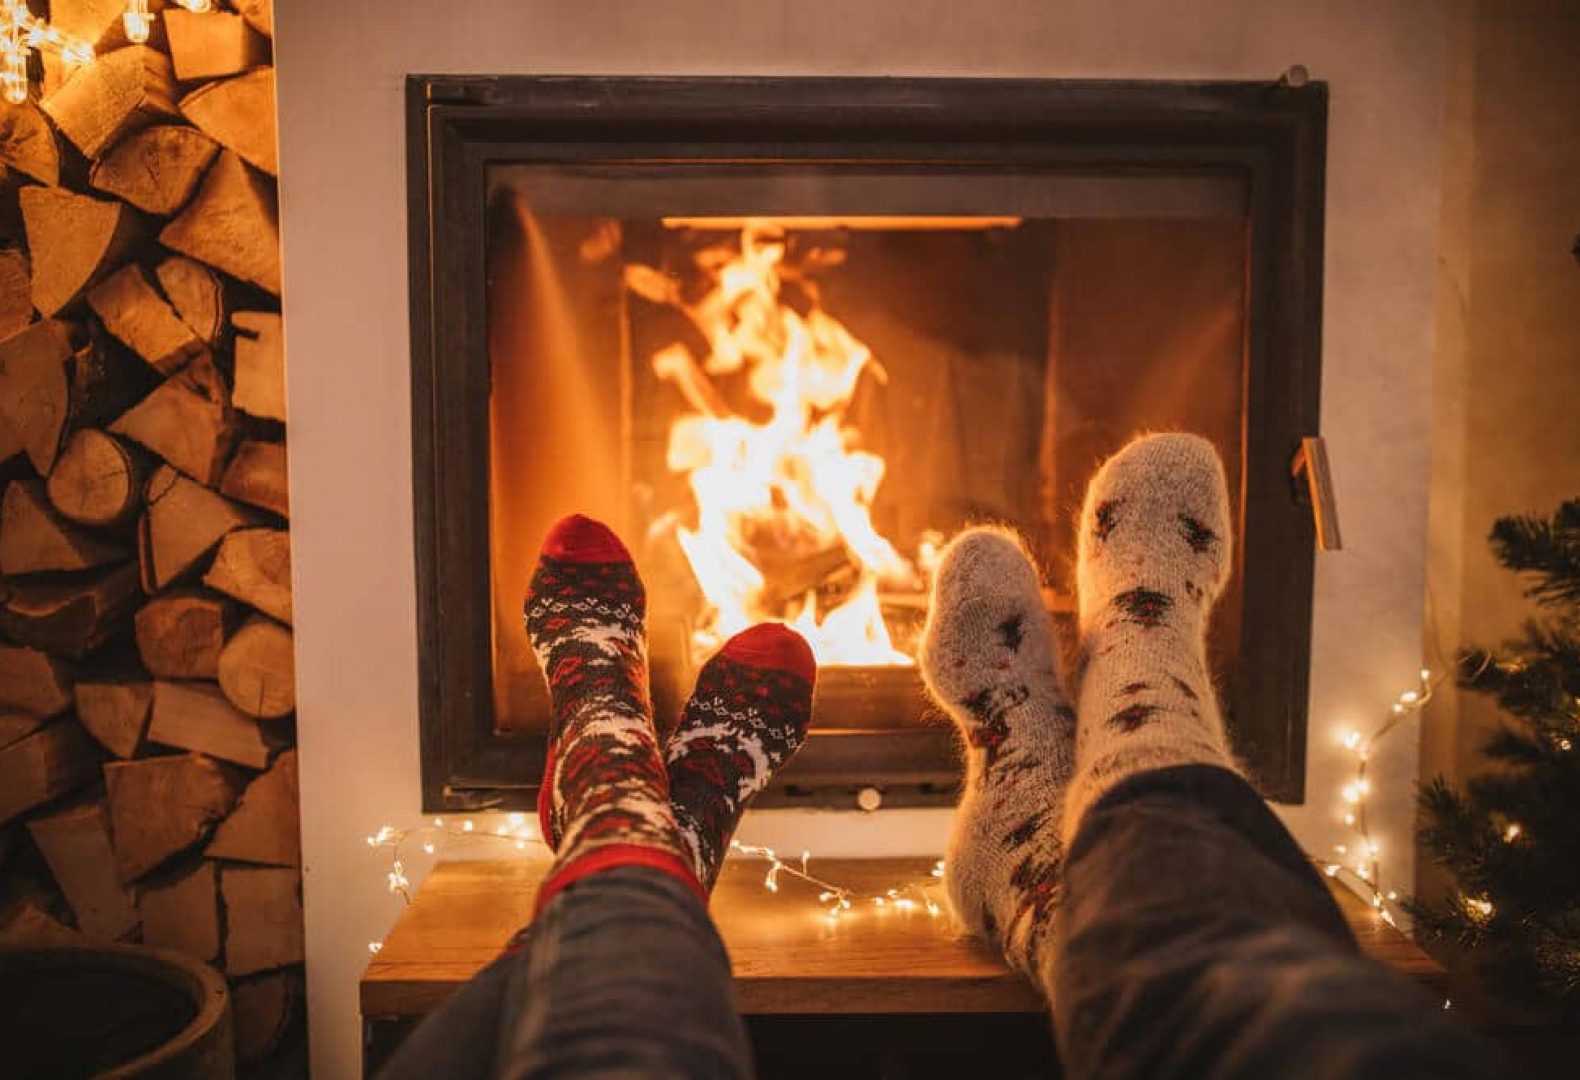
[380,766,1503,1079]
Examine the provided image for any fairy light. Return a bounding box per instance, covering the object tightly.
[122,0,150,43]
[1328,666,1440,926]
[1,2,94,105]
[366,816,947,929]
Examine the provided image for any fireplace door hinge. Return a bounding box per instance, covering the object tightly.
[1291,436,1342,551]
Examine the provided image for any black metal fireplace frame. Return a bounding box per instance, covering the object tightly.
[407,75,1327,812]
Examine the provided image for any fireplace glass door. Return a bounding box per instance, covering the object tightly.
[409,78,1326,810]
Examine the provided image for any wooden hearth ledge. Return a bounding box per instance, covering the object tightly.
[362,857,1445,1019]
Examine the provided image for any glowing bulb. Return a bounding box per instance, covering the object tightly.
[1420,668,1432,682]
[1340,730,1364,751]
[1503,823,1522,842]
[422,843,435,855]
[462,820,474,833]
[122,11,150,43]
[368,941,383,955]
[508,812,525,826]
[1324,864,1341,877]
[1399,690,1420,705]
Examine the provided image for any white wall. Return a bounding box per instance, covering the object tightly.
[274,2,1448,1074]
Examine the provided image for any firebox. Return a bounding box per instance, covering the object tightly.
[408,77,1327,812]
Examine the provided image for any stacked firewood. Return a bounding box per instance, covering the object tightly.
[0,1,299,1065]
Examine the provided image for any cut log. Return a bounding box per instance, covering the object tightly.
[103,752,238,882]
[165,10,268,83]
[0,721,101,826]
[179,66,276,176]
[208,748,297,866]
[234,0,274,38]
[0,711,48,748]
[147,679,269,768]
[216,617,294,720]
[88,263,206,375]
[48,0,156,51]
[137,465,255,592]
[19,187,142,317]
[41,45,178,160]
[109,353,236,485]
[139,859,219,963]
[0,248,31,340]
[0,103,62,185]
[47,429,148,527]
[155,255,225,344]
[27,800,139,941]
[232,311,283,421]
[160,150,280,294]
[0,563,142,658]
[0,645,72,716]
[135,589,237,678]
[89,124,219,216]
[73,680,151,758]
[0,901,82,946]
[220,439,287,517]
[221,866,302,975]
[0,319,75,473]
[232,970,299,1065]
[0,479,127,575]
[204,527,290,623]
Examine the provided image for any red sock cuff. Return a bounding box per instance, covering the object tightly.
[540,514,633,564]
[718,623,816,680]
[533,843,708,916]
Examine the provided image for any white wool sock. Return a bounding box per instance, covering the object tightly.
[1063,432,1239,843]
[919,528,1074,977]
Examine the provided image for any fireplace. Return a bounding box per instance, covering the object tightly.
[408,77,1327,811]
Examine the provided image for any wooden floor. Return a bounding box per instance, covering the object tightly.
[361,856,1446,1019]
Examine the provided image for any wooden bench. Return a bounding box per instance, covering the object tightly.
[362,856,1445,1075]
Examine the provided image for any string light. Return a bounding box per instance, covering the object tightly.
[1328,667,1440,928]
[122,1,150,43]
[1,2,94,104]
[366,816,947,928]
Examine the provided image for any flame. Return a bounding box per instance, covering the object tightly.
[648,222,916,666]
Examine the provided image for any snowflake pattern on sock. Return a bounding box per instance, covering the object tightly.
[523,517,690,882]
[667,625,815,890]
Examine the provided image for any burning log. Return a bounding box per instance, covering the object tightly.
[650,342,727,419]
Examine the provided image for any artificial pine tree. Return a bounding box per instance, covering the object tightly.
[1414,498,1580,1011]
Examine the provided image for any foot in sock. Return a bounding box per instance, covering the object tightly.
[1063,432,1238,841]
[919,527,1075,977]
[666,623,817,891]
[524,514,698,911]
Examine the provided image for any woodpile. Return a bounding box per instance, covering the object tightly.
[0,2,297,1065]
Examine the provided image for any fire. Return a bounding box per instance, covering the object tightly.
[640,221,917,666]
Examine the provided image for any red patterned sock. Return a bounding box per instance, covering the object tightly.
[667,623,817,891]
[524,515,700,912]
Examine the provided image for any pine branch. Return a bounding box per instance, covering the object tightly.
[1490,499,1580,608]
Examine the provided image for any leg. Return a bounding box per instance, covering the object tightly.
[918,527,1075,977]
[1052,434,1504,1079]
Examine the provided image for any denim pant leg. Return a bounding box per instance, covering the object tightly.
[379,865,753,1080]
[1049,764,1506,1080]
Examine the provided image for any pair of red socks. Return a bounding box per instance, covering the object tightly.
[525,515,816,913]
